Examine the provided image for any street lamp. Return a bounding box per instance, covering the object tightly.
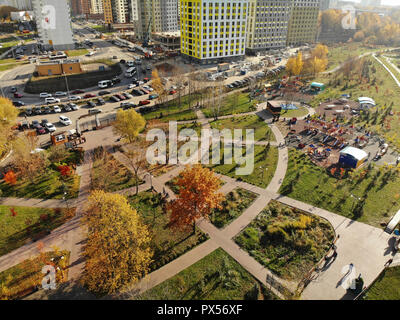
[144,173,153,190]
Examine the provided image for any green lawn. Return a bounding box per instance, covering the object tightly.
[210,188,258,228]
[209,145,279,189]
[0,250,69,300]
[65,49,89,57]
[0,170,80,200]
[280,106,309,119]
[177,122,203,137]
[235,201,335,281]
[202,93,257,118]
[137,248,279,300]
[326,43,378,71]
[210,115,275,142]
[362,266,400,300]
[280,149,400,227]
[128,191,208,271]
[144,95,199,122]
[0,206,76,256]
[91,151,142,192]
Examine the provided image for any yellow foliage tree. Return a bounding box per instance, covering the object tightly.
[286,52,303,76]
[167,165,224,233]
[112,109,146,143]
[82,191,153,294]
[0,98,18,157]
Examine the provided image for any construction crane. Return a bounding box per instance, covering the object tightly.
[142,18,152,48]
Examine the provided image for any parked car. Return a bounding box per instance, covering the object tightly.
[45,97,61,104]
[72,89,84,94]
[112,77,121,84]
[143,77,150,83]
[110,95,120,102]
[25,108,33,116]
[128,84,137,89]
[43,106,51,114]
[44,122,56,133]
[141,88,150,94]
[63,104,72,112]
[13,101,25,107]
[84,93,96,99]
[10,87,17,93]
[40,92,52,98]
[122,92,134,99]
[41,119,49,126]
[169,90,177,95]
[143,85,153,92]
[53,105,62,113]
[59,115,72,126]
[97,98,105,105]
[149,94,159,100]
[139,100,150,106]
[69,95,81,101]
[116,94,126,100]
[68,103,79,111]
[13,92,23,98]
[33,107,42,115]
[87,101,96,108]
[131,89,143,96]
[98,90,111,96]
[120,102,136,109]
[55,91,67,97]
[88,109,102,115]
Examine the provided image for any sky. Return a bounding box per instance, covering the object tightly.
[352,0,400,6]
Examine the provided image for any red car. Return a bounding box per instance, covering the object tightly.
[72,89,85,94]
[141,88,150,94]
[143,77,150,83]
[139,100,150,106]
[115,94,125,100]
[169,90,177,95]
[84,93,96,99]
[14,92,23,98]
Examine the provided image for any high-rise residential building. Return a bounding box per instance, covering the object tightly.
[32,0,75,50]
[103,0,113,23]
[113,0,130,23]
[246,0,292,53]
[0,0,32,10]
[286,0,320,46]
[161,0,179,32]
[70,0,90,16]
[180,0,248,64]
[132,0,152,39]
[90,0,103,14]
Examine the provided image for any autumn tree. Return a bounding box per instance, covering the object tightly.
[286,52,304,76]
[3,171,17,185]
[112,109,146,144]
[125,139,149,195]
[0,98,18,157]
[82,191,153,294]
[151,69,168,105]
[167,165,224,233]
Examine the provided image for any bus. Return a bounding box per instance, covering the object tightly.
[125,67,137,78]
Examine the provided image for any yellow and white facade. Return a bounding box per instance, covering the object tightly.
[246,0,291,52]
[180,0,248,63]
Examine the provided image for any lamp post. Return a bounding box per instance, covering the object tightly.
[144,173,153,190]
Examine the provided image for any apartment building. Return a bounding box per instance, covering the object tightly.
[161,0,179,32]
[32,0,75,50]
[180,0,248,64]
[246,0,291,53]
[286,0,320,46]
[102,0,113,23]
[132,0,152,39]
[90,0,103,14]
[1,0,33,10]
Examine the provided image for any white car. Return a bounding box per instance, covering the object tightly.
[128,84,136,89]
[143,85,153,92]
[45,97,61,104]
[45,122,56,132]
[53,105,61,113]
[69,103,79,111]
[137,81,145,86]
[55,91,67,96]
[59,115,72,126]
[40,92,52,98]
[69,95,81,101]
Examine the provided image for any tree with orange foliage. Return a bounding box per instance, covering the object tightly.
[58,165,72,177]
[3,170,17,185]
[167,165,224,233]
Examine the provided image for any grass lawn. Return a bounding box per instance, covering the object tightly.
[0,206,76,256]
[0,250,69,300]
[202,92,257,118]
[143,94,199,122]
[0,170,80,200]
[362,266,400,300]
[235,201,335,281]
[210,188,258,228]
[210,115,275,142]
[91,151,142,192]
[137,248,279,300]
[311,56,400,148]
[280,106,309,119]
[209,145,279,189]
[0,62,27,72]
[326,43,378,71]
[280,149,400,227]
[65,49,89,57]
[128,191,208,271]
